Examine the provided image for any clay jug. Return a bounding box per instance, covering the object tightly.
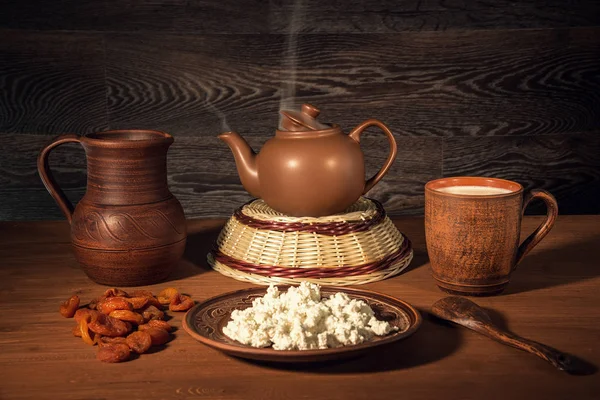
[38,130,187,286]
[219,104,397,217]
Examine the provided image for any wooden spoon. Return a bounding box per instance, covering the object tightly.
[431,296,596,375]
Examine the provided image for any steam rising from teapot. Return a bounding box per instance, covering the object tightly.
[278,0,305,128]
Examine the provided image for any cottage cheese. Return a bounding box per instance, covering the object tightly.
[222,282,397,350]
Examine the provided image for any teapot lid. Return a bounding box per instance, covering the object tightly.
[280,104,330,131]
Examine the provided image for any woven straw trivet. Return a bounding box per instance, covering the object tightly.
[207,197,413,286]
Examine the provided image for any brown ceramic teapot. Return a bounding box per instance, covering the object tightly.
[219,104,398,217]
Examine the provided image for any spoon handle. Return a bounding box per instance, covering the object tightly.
[478,324,574,372]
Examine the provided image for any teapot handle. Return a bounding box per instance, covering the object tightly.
[37,134,82,224]
[349,119,398,193]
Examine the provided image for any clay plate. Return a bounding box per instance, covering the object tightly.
[182,286,422,362]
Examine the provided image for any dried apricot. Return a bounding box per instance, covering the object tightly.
[97,343,131,363]
[63,287,188,363]
[141,305,165,322]
[98,336,128,348]
[88,313,130,337]
[125,297,149,310]
[109,310,145,325]
[128,292,162,309]
[145,327,171,346]
[145,296,163,309]
[97,297,133,315]
[158,287,179,305]
[103,288,129,298]
[59,295,80,318]
[77,316,98,345]
[126,331,152,354]
[72,325,82,337]
[169,294,194,312]
[139,320,173,332]
[88,298,99,310]
[74,309,101,323]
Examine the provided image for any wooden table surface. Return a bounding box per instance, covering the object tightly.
[1,216,599,400]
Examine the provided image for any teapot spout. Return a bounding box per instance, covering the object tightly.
[218,131,260,198]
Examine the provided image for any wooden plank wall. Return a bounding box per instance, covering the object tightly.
[1,1,599,220]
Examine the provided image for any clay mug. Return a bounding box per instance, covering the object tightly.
[38,130,187,286]
[424,177,558,296]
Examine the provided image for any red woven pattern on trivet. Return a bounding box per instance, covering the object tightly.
[212,236,412,279]
[233,198,387,236]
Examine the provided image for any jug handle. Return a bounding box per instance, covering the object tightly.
[349,119,398,193]
[37,134,82,224]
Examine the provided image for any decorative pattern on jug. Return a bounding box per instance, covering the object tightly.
[71,196,186,251]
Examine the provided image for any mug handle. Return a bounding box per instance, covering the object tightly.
[514,189,559,269]
[37,134,82,224]
[348,119,398,194]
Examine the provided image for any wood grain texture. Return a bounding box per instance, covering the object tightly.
[0,0,269,33]
[288,28,600,137]
[0,134,86,220]
[1,3,599,221]
[99,0,270,34]
[105,28,600,137]
[0,217,599,399]
[105,33,284,136]
[0,0,104,31]
[270,0,600,33]
[0,30,108,134]
[443,133,600,215]
[0,133,441,220]
[1,0,598,32]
